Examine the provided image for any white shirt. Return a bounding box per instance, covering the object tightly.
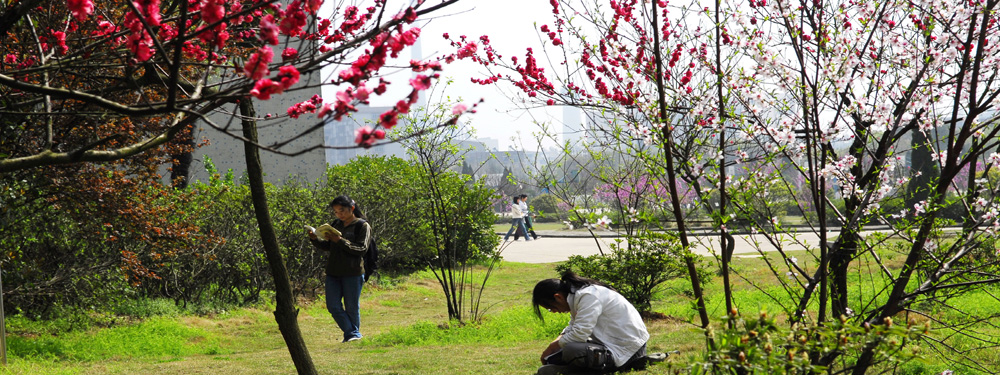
[518,201,530,217]
[510,203,524,217]
[560,285,649,366]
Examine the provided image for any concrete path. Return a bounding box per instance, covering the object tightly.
[500,230,837,263]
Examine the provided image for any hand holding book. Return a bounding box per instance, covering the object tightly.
[305,224,342,241]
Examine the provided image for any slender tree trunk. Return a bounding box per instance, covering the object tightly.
[831,126,866,318]
[714,0,735,328]
[650,1,711,331]
[905,129,937,212]
[239,98,318,375]
[169,125,194,189]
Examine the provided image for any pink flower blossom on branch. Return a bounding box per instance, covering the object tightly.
[317,103,333,118]
[51,31,68,56]
[244,47,273,81]
[259,14,280,45]
[354,126,378,148]
[379,109,399,129]
[409,74,432,90]
[457,42,477,59]
[276,65,300,90]
[287,95,322,119]
[354,83,372,103]
[67,0,95,22]
[250,79,282,100]
[410,59,443,72]
[305,0,323,14]
[280,1,308,36]
[123,0,161,61]
[281,47,298,62]
[395,99,411,114]
[200,0,225,25]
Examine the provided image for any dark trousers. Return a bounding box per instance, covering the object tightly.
[536,342,647,375]
[522,215,538,239]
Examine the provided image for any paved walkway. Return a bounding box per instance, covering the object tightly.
[499,229,836,263]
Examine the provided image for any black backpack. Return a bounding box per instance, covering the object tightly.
[354,220,379,282]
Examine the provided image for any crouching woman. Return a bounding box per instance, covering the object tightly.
[532,272,649,375]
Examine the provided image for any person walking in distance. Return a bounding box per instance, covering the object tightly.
[503,196,532,242]
[520,194,540,240]
[308,195,371,342]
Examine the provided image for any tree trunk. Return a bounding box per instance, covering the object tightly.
[239,98,318,375]
[905,129,937,212]
[169,125,194,189]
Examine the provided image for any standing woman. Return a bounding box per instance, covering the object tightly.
[504,196,532,242]
[532,272,650,375]
[308,195,371,342]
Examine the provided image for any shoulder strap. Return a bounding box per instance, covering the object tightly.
[353,219,369,240]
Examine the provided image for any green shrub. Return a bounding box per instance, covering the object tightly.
[531,194,564,222]
[112,298,182,318]
[324,156,499,274]
[671,313,927,374]
[557,231,690,312]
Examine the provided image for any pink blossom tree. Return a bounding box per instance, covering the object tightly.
[0,1,475,373]
[472,0,1000,372]
[0,0,474,174]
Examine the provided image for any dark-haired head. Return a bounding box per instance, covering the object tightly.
[520,194,528,199]
[531,271,608,321]
[512,196,520,204]
[329,195,366,219]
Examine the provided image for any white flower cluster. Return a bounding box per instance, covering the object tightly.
[594,215,612,228]
[626,207,640,223]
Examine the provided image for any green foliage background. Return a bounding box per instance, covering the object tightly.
[0,155,499,320]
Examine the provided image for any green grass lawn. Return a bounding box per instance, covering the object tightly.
[3,254,998,374]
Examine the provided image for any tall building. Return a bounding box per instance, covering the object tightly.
[561,93,586,149]
[183,74,328,185]
[323,106,407,166]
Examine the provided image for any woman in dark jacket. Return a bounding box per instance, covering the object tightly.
[308,195,371,342]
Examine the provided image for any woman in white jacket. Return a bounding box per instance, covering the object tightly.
[503,196,532,241]
[532,272,649,375]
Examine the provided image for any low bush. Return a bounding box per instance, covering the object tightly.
[557,231,693,312]
[671,312,927,374]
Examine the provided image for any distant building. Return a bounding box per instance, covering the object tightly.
[562,103,585,149]
[324,106,407,166]
[184,80,328,185]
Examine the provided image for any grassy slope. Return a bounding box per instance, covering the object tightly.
[3,253,998,374]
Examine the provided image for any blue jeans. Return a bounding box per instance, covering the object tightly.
[326,274,364,340]
[504,217,531,241]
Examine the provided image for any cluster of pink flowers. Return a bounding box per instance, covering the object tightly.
[67,0,95,22]
[287,95,323,119]
[281,47,298,62]
[53,0,471,149]
[123,0,162,61]
[200,0,225,25]
[250,65,299,100]
[244,47,273,81]
[353,126,386,148]
[259,14,280,45]
[279,1,308,37]
[50,31,69,56]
